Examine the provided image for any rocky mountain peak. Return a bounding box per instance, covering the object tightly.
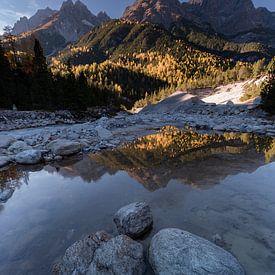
[12,7,56,34]
[122,0,183,28]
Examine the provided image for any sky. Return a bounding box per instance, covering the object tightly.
[0,0,275,33]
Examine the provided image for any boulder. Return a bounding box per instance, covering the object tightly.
[8,141,32,154]
[15,150,42,165]
[53,231,111,275]
[88,235,145,275]
[114,202,153,238]
[95,126,113,140]
[0,135,15,149]
[47,139,81,156]
[149,228,245,275]
[0,156,11,168]
[53,232,145,275]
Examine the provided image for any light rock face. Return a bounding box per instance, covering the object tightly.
[8,141,32,154]
[149,228,245,275]
[15,150,42,165]
[123,0,183,28]
[114,202,153,238]
[47,139,81,156]
[53,231,145,275]
[14,0,111,56]
[0,156,11,168]
[0,135,15,149]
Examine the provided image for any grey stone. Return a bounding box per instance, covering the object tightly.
[53,231,111,275]
[0,156,11,168]
[53,232,145,275]
[47,139,81,156]
[95,126,113,140]
[0,135,15,149]
[0,189,14,202]
[149,228,245,275]
[114,202,153,238]
[8,141,32,154]
[87,235,145,275]
[15,150,42,165]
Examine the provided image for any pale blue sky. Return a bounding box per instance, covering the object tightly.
[0,0,274,32]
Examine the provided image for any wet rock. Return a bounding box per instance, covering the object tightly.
[53,231,111,275]
[0,189,14,202]
[15,150,42,165]
[0,156,11,168]
[53,232,145,275]
[88,235,145,275]
[47,139,81,156]
[8,141,32,154]
[149,228,245,275]
[0,135,15,149]
[114,202,153,238]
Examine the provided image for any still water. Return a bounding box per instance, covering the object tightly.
[0,127,275,274]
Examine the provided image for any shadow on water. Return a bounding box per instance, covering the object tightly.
[0,127,275,274]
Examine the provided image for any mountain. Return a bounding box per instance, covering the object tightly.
[15,0,110,55]
[122,0,275,48]
[12,7,56,35]
[122,0,183,28]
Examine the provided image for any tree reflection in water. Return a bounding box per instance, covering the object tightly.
[0,166,29,203]
[92,126,275,190]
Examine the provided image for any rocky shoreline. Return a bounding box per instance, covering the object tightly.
[0,95,275,170]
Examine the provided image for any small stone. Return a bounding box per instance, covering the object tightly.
[47,139,81,156]
[0,156,11,168]
[0,189,14,202]
[8,141,32,154]
[114,202,153,238]
[0,135,15,149]
[15,150,42,165]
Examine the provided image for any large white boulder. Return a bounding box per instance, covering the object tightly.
[149,228,245,275]
[47,139,81,156]
[15,150,42,165]
[114,202,153,238]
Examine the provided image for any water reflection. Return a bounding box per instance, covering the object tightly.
[93,126,275,190]
[0,127,275,275]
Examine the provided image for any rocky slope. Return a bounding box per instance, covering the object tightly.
[123,0,183,28]
[12,7,56,35]
[123,0,275,48]
[15,0,110,55]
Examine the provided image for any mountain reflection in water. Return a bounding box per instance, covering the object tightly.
[0,127,275,275]
[1,127,275,199]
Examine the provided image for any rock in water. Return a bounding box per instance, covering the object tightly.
[114,202,153,238]
[0,156,11,168]
[47,139,81,156]
[149,228,245,275]
[53,231,111,275]
[0,189,14,202]
[0,135,15,149]
[88,235,145,275]
[53,232,145,275]
[8,141,32,154]
[15,150,42,165]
